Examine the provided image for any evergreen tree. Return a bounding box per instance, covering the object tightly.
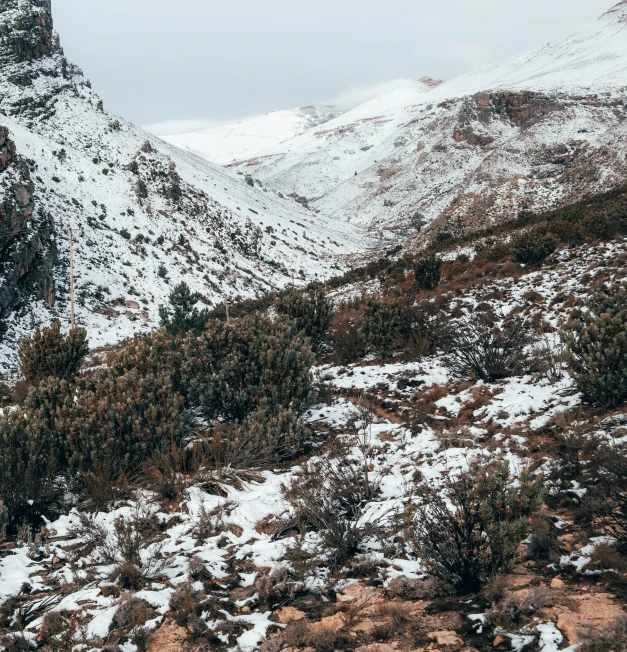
[414,253,442,290]
[18,321,89,384]
[565,284,627,408]
[159,282,209,335]
[276,288,334,352]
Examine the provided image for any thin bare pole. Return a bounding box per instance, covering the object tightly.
[69,228,75,332]
[225,297,230,326]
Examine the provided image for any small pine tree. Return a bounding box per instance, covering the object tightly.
[414,253,442,290]
[564,284,627,408]
[184,313,315,422]
[159,282,208,335]
[276,288,334,352]
[513,228,559,266]
[18,321,89,384]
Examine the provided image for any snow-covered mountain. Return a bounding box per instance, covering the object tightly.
[162,105,342,166]
[169,3,627,240]
[0,0,368,368]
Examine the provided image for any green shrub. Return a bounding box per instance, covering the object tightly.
[362,298,435,359]
[446,309,530,382]
[0,379,72,532]
[413,253,442,290]
[512,228,559,266]
[159,281,209,335]
[328,308,368,364]
[564,284,627,408]
[66,369,188,473]
[406,461,544,594]
[210,404,308,466]
[18,321,89,384]
[184,313,315,422]
[276,288,334,352]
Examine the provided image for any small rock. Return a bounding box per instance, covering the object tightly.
[52,556,60,564]
[493,635,507,647]
[428,630,463,646]
[276,606,306,624]
[337,582,379,607]
[355,644,399,652]
[309,612,348,633]
[551,577,566,589]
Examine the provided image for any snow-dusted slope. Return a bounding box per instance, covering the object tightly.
[162,106,341,166]
[430,0,627,100]
[224,3,627,239]
[0,0,369,369]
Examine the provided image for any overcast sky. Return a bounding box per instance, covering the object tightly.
[53,0,614,132]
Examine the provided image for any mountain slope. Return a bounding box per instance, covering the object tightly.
[205,4,627,241]
[0,0,368,369]
[163,105,342,166]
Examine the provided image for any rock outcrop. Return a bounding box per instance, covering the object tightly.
[0,125,55,316]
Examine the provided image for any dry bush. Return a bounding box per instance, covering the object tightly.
[445,309,531,382]
[111,596,156,634]
[70,502,171,588]
[526,515,561,562]
[284,415,392,565]
[168,581,208,634]
[283,621,347,652]
[486,587,553,631]
[578,616,627,652]
[589,542,627,573]
[254,566,304,609]
[405,461,544,594]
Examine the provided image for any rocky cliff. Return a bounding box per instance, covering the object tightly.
[0,125,55,320]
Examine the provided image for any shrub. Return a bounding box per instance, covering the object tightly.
[512,228,559,266]
[361,298,436,359]
[276,288,334,352]
[285,449,389,565]
[18,321,88,384]
[0,379,71,531]
[446,309,530,382]
[413,253,442,290]
[120,228,131,240]
[184,313,315,422]
[564,284,627,408]
[328,308,367,364]
[406,461,544,594]
[596,445,627,554]
[578,616,627,652]
[66,368,188,473]
[159,281,209,335]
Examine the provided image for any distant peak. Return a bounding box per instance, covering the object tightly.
[603,0,627,22]
[419,76,444,88]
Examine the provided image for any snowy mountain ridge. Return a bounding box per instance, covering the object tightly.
[162,3,627,240]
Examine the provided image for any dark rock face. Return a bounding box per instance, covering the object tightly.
[0,126,56,316]
[0,0,56,64]
[0,0,88,120]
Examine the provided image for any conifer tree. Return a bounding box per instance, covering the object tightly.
[18,321,88,384]
[159,281,209,335]
[276,287,334,352]
[565,284,627,407]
